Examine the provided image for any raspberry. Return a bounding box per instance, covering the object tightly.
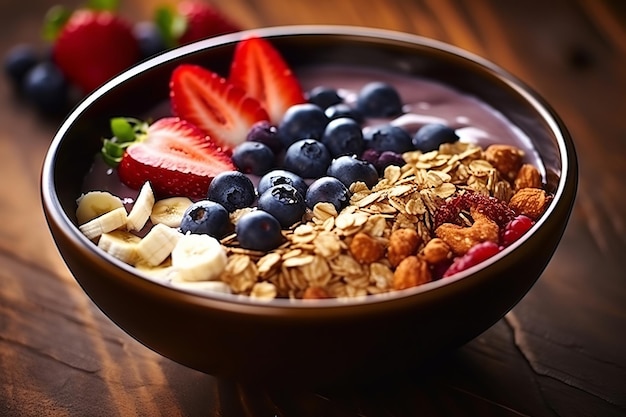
[443,241,501,277]
[434,191,515,228]
[501,215,534,246]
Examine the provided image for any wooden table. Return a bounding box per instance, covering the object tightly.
[2,0,625,415]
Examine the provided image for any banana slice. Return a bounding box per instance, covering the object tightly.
[127,182,155,231]
[150,196,193,228]
[135,258,177,282]
[98,230,141,264]
[170,278,232,295]
[137,223,182,266]
[76,191,124,225]
[79,206,128,240]
[171,233,227,282]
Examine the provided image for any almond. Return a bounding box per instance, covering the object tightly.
[509,188,551,220]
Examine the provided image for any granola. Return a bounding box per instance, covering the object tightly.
[217,142,551,300]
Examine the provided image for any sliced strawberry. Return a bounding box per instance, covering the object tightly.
[52,10,140,94]
[228,36,306,124]
[170,64,269,154]
[117,117,235,200]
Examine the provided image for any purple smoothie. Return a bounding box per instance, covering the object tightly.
[82,64,544,200]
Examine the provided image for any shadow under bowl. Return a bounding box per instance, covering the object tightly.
[41,25,577,387]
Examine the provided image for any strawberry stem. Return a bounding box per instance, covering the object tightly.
[101,117,148,167]
[42,5,72,42]
[87,0,119,11]
[42,0,118,43]
[154,6,187,49]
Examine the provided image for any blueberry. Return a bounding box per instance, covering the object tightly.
[3,44,39,88]
[324,103,363,124]
[258,169,308,198]
[363,124,413,154]
[326,155,379,189]
[305,176,351,212]
[321,117,365,157]
[277,103,329,148]
[283,139,332,179]
[22,62,68,114]
[257,184,306,228]
[235,210,284,251]
[306,86,342,109]
[412,123,459,152]
[356,81,403,117]
[179,200,229,238]
[133,21,167,60]
[361,147,405,174]
[246,120,283,154]
[207,171,256,212]
[360,148,380,166]
[375,151,405,173]
[231,141,275,175]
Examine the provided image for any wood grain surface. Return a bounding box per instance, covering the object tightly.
[1,0,625,416]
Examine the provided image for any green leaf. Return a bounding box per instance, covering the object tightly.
[110,117,137,142]
[154,6,187,49]
[42,5,71,42]
[101,139,127,167]
[87,0,119,11]
[101,117,149,168]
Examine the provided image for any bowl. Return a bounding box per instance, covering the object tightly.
[41,25,577,386]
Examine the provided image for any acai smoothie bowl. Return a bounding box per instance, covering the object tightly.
[41,25,577,385]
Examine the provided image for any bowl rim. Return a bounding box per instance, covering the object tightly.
[41,24,576,311]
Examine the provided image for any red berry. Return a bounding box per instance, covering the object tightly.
[177,1,241,46]
[501,215,534,246]
[229,36,306,124]
[170,64,270,154]
[117,117,235,199]
[52,10,140,94]
[443,241,501,278]
[434,191,515,228]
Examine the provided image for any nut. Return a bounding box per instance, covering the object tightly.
[349,232,385,264]
[393,256,432,290]
[421,238,452,264]
[434,208,500,255]
[302,286,331,299]
[387,228,422,267]
[514,163,542,190]
[508,188,551,220]
[484,144,524,181]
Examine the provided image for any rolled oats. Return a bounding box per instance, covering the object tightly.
[250,282,278,300]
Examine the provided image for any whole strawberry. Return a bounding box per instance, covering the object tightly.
[155,1,241,48]
[178,1,241,45]
[47,6,140,94]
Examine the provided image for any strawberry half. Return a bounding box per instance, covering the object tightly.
[170,64,269,154]
[116,117,235,200]
[52,9,140,94]
[229,36,306,124]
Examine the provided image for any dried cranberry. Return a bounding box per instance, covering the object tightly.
[501,215,534,246]
[443,241,501,278]
[434,191,515,228]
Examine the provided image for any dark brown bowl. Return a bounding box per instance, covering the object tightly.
[40,25,577,386]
